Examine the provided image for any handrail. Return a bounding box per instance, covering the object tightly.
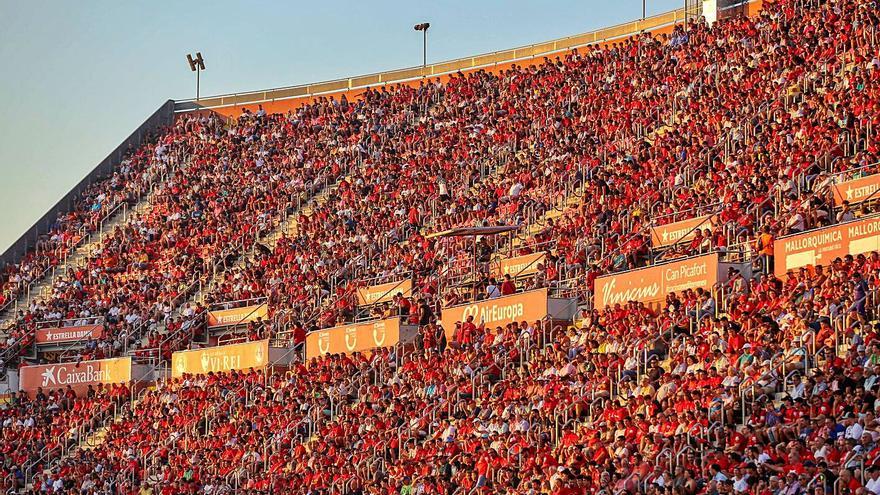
[0,150,192,367]
[33,315,105,330]
[651,209,722,262]
[208,296,268,312]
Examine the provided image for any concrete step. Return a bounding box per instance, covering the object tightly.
[171,179,345,324]
[80,425,109,451]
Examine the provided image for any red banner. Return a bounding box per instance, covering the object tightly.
[35,325,104,345]
[831,174,880,206]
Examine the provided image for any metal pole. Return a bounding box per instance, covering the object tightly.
[422,29,427,68]
[643,0,646,19]
[196,69,200,101]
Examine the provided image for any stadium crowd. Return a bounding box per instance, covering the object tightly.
[10,249,880,494]
[2,0,880,493]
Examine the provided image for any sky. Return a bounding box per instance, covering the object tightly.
[0,0,681,254]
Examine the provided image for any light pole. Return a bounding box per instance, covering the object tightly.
[186,52,206,101]
[414,22,430,68]
[643,0,646,19]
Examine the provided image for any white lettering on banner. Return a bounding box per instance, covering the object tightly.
[318,332,330,354]
[502,261,539,276]
[373,322,386,346]
[200,355,242,373]
[848,219,880,238]
[846,184,880,201]
[461,303,525,323]
[665,227,694,244]
[40,364,113,387]
[44,330,94,342]
[600,277,661,307]
[345,327,358,351]
[784,231,844,252]
[664,261,708,282]
[216,314,244,324]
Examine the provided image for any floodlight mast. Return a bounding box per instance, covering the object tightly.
[414,23,430,68]
[186,52,206,101]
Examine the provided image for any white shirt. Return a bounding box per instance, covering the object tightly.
[509,182,524,198]
[486,284,500,299]
[845,422,864,440]
[733,474,750,493]
[865,475,880,494]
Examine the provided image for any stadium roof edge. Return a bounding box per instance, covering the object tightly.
[173,1,759,113]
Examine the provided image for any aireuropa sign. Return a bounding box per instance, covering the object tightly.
[593,254,719,310]
[440,288,559,339]
[19,357,132,396]
[774,215,880,277]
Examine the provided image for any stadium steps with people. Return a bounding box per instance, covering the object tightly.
[0,190,156,335]
[141,176,347,345]
[0,151,193,334]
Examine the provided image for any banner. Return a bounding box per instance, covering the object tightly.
[831,174,880,206]
[35,325,104,345]
[593,254,719,310]
[207,303,268,328]
[440,288,551,338]
[356,280,412,306]
[650,215,717,247]
[172,340,269,378]
[305,318,403,360]
[492,252,546,278]
[20,357,132,396]
[774,216,880,277]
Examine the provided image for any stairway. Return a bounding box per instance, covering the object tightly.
[193,177,344,307]
[0,153,190,333]
[135,178,348,352]
[0,199,151,333]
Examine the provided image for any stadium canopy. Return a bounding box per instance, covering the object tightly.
[426,225,520,239]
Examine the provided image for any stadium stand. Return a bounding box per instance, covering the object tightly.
[3,0,880,492]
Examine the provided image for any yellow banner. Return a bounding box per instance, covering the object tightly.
[492,252,545,278]
[650,215,717,247]
[593,254,719,310]
[207,303,268,328]
[356,280,412,306]
[172,340,269,378]
[775,215,880,277]
[20,357,132,396]
[306,318,403,360]
[440,288,550,339]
